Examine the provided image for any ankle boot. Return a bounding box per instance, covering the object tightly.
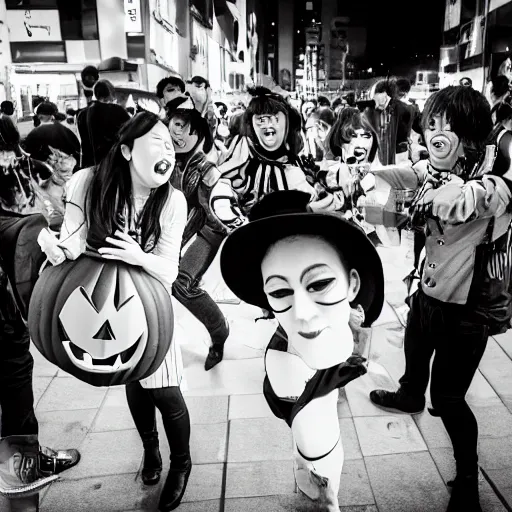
[158,457,192,511]
[446,473,482,512]
[141,432,162,486]
[204,319,229,371]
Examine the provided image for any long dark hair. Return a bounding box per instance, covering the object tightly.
[241,87,304,155]
[86,112,171,251]
[326,107,379,162]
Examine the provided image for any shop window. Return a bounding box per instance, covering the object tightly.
[6,0,58,8]
[10,41,66,62]
[127,34,145,60]
[57,0,98,40]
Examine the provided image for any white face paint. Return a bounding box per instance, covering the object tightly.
[424,113,464,171]
[169,116,199,154]
[162,84,182,104]
[343,128,374,163]
[252,111,287,151]
[261,235,360,369]
[123,122,176,190]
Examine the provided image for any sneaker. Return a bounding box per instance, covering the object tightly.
[369,388,425,414]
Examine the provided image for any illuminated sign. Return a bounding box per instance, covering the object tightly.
[124,0,142,33]
[6,10,62,42]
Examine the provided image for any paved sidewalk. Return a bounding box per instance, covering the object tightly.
[3,243,512,512]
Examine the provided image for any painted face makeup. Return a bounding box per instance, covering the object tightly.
[128,122,176,189]
[424,114,464,171]
[343,128,373,164]
[169,116,199,154]
[252,111,287,151]
[261,235,359,369]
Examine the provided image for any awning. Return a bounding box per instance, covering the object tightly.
[225,1,241,19]
[214,1,240,52]
[214,0,240,19]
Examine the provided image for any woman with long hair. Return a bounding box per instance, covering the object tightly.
[43,111,191,511]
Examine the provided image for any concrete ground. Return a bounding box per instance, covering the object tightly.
[3,241,512,512]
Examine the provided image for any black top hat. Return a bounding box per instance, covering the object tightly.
[220,191,385,327]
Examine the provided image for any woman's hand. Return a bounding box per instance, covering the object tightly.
[98,230,146,266]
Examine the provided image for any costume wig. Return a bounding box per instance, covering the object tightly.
[421,86,493,154]
[326,107,379,162]
[86,111,171,251]
[241,86,304,155]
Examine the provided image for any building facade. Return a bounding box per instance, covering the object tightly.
[0,0,270,120]
[439,0,512,92]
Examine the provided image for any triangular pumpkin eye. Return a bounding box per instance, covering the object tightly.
[92,320,116,340]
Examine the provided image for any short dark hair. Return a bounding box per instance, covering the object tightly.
[93,79,115,101]
[156,76,186,98]
[1,101,14,116]
[374,79,397,98]
[491,75,510,99]
[396,78,412,98]
[309,106,335,127]
[317,95,331,107]
[459,77,473,87]
[188,76,210,88]
[422,86,492,152]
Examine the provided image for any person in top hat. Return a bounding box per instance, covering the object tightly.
[220,190,384,510]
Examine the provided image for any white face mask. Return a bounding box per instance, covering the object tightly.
[252,111,287,151]
[261,235,360,369]
[343,128,374,163]
[424,114,464,171]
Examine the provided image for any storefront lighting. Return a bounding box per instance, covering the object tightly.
[271,22,275,26]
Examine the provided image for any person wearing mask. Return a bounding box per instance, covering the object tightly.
[23,102,80,166]
[156,76,187,109]
[77,79,130,168]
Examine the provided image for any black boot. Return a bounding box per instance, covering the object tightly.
[158,456,192,512]
[141,432,162,486]
[446,473,482,512]
[369,388,425,414]
[204,319,229,371]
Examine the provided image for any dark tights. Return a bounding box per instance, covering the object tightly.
[125,382,190,468]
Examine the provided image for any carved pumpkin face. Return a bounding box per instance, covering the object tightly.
[29,256,173,387]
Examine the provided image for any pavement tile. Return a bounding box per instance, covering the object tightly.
[40,473,157,512]
[493,331,512,360]
[337,388,353,418]
[479,436,512,471]
[479,338,512,413]
[183,358,265,397]
[365,452,449,512]
[190,422,228,464]
[30,345,59,377]
[185,395,229,424]
[430,448,508,512]
[413,410,451,449]
[225,495,378,512]
[345,366,397,417]
[483,469,512,509]
[229,393,274,420]
[37,409,96,449]
[466,371,503,408]
[181,463,224,503]
[338,459,375,507]
[63,429,142,479]
[228,417,293,462]
[367,324,406,383]
[225,460,295,498]
[354,415,427,457]
[33,376,53,406]
[473,405,512,439]
[125,505,221,512]
[340,418,363,460]
[91,387,134,432]
[36,376,108,412]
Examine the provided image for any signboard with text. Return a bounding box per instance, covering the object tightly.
[125,0,143,33]
[6,9,62,42]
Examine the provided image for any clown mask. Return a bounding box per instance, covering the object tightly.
[121,122,176,189]
[252,111,287,152]
[187,81,210,115]
[162,83,183,105]
[424,114,464,172]
[169,114,199,154]
[261,235,360,370]
[343,128,373,164]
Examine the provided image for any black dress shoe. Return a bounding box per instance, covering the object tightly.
[38,446,81,477]
[158,462,192,511]
[141,435,162,486]
[369,388,425,414]
[204,346,223,371]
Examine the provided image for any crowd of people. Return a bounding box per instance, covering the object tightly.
[1,67,512,512]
